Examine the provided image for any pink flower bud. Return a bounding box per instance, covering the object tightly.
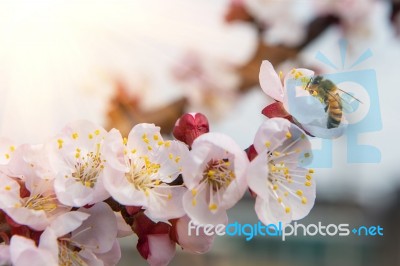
[173,113,209,147]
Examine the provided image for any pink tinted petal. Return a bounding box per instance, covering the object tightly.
[157,141,189,183]
[259,60,284,102]
[75,202,118,254]
[102,166,147,206]
[144,187,186,221]
[115,212,133,238]
[49,211,90,237]
[0,245,11,265]
[5,207,48,231]
[255,196,292,225]
[147,234,176,266]
[95,240,121,266]
[0,174,21,207]
[175,215,215,254]
[78,250,103,266]
[182,188,228,226]
[38,229,58,259]
[10,236,57,266]
[246,149,270,201]
[103,129,126,172]
[127,123,162,156]
[54,177,94,207]
[253,118,292,154]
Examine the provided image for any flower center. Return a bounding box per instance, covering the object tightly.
[202,159,235,191]
[58,241,88,266]
[23,194,58,212]
[125,156,161,193]
[72,146,104,188]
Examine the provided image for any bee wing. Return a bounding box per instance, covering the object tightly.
[324,88,355,113]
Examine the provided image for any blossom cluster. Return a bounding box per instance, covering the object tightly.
[0,60,339,266]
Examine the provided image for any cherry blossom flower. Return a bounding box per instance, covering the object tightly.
[103,124,189,221]
[259,60,347,138]
[247,118,316,225]
[182,132,249,225]
[50,120,110,207]
[0,144,69,231]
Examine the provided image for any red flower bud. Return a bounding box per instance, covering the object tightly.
[173,113,209,147]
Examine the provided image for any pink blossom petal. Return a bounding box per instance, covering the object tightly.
[74,202,118,254]
[10,236,57,266]
[115,212,133,238]
[255,196,291,225]
[146,234,176,266]
[246,149,270,202]
[94,240,121,265]
[127,123,162,156]
[144,186,187,222]
[182,187,228,226]
[259,60,284,102]
[49,211,90,237]
[175,215,215,254]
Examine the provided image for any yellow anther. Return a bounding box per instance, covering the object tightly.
[157,141,164,146]
[9,146,15,152]
[167,194,172,200]
[123,137,128,145]
[265,141,271,148]
[192,199,197,206]
[154,180,161,186]
[284,192,289,197]
[153,134,159,141]
[308,169,314,174]
[209,204,218,211]
[304,152,310,158]
[277,197,283,203]
[123,149,128,155]
[191,189,197,196]
[285,207,291,213]
[273,184,278,190]
[57,139,64,149]
[84,181,91,187]
[72,133,79,140]
[4,185,11,191]
[301,197,307,204]
[273,151,281,157]
[208,170,216,177]
[284,168,289,175]
[131,149,137,154]
[5,154,10,159]
[88,134,93,140]
[175,157,181,163]
[285,132,292,139]
[147,146,152,151]
[306,174,312,181]
[143,138,150,144]
[296,190,303,196]
[94,129,100,135]
[270,165,277,172]
[164,141,171,148]
[168,153,173,159]
[305,181,312,187]
[279,71,283,80]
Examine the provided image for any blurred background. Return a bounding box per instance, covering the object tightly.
[1,0,400,265]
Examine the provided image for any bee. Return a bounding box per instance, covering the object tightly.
[305,76,362,129]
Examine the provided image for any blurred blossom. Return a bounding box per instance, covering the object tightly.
[242,0,315,46]
[247,118,315,225]
[0,0,257,143]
